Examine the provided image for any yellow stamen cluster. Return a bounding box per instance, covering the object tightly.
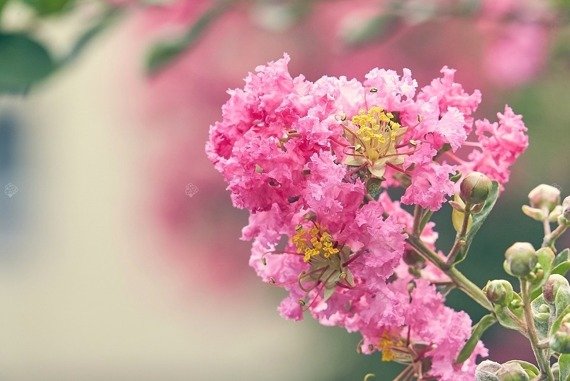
[378,333,407,362]
[351,106,401,161]
[292,225,339,262]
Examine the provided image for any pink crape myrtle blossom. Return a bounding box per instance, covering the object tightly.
[207,54,528,379]
[460,106,529,188]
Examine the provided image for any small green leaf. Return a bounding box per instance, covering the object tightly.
[21,0,75,16]
[554,249,570,268]
[550,305,570,338]
[556,286,570,318]
[0,33,55,93]
[553,261,570,277]
[456,314,496,363]
[59,7,121,67]
[530,247,555,299]
[560,354,570,381]
[530,295,551,339]
[494,293,524,331]
[455,181,499,263]
[146,0,232,75]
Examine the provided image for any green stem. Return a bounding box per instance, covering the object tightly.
[520,279,554,381]
[447,203,471,266]
[407,235,493,311]
[542,224,568,249]
[412,205,423,236]
[418,210,433,234]
[542,207,552,237]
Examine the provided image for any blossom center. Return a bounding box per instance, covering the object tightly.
[293,224,340,262]
[351,107,402,161]
[343,106,407,178]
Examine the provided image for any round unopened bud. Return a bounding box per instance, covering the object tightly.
[563,196,570,220]
[503,242,538,278]
[497,362,529,381]
[484,280,514,306]
[403,248,426,267]
[543,274,570,304]
[460,172,492,204]
[528,184,560,212]
[552,363,560,381]
[550,314,570,353]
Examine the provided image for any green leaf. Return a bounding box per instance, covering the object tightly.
[530,294,551,339]
[530,247,556,299]
[0,33,55,93]
[21,0,75,16]
[553,261,570,277]
[494,293,524,331]
[59,7,121,67]
[556,285,570,315]
[554,249,570,268]
[552,249,570,277]
[550,305,570,338]
[146,0,232,75]
[455,181,499,263]
[456,314,496,363]
[560,354,570,381]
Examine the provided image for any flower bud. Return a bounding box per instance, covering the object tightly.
[562,196,570,225]
[521,205,545,221]
[551,362,560,381]
[497,362,529,381]
[543,274,570,304]
[503,242,538,278]
[563,196,570,218]
[460,172,492,205]
[476,360,501,381]
[484,280,514,306]
[403,248,426,267]
[550,314,570,353]
[528,184,560,212]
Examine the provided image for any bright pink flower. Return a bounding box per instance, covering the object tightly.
[462,106,529,187]
[207,56,527,380]
[402,163,456,211]
[405,280,488,381]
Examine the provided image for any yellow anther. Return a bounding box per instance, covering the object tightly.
[293,224,340,262]
[378,333,407,362]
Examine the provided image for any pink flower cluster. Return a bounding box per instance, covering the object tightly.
[207,55,526,380]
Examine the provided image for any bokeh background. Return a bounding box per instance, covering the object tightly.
[0,1,569,380]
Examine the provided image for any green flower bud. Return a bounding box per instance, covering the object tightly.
[551,362,560,381]
[528,184,560,212]
[563,196,570,220]
[484,280,514,306]
[497,362,530,381]
[550,314,570,353]
[543,274,570,304]
[476,360,501,381]
[460,172,492,205]
[503,242,538,278]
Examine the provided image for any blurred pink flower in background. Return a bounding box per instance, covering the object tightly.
[478,0,554,87]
